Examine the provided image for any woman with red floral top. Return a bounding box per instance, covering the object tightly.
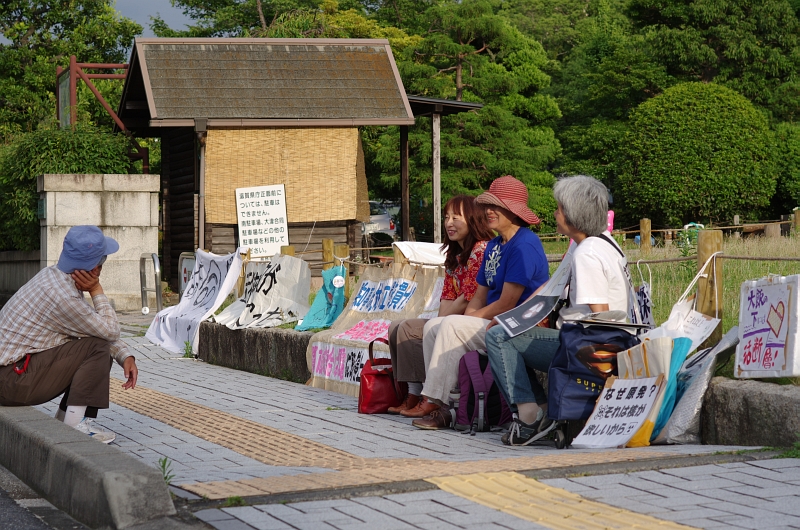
[387,195,494,414]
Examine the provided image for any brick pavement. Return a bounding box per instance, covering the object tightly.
[28,314,798,529]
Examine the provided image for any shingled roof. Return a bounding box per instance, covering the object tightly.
[117,38,414,132]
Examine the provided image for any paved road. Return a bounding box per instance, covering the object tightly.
[16,317,794,530]
[0,464,86,530]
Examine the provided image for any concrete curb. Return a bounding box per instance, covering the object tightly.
[0,406,176,529]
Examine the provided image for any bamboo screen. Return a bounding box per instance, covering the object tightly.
[204,128,370,224]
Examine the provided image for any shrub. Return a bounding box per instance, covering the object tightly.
[772,122,800,214]
[0,125,130,250]
[615,82,777,227]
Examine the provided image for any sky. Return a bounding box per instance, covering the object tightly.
[114,0,195,37]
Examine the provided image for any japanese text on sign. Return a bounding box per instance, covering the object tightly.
[571,375,661,449]
[351,279,418,313]
[235,184,289,258]
[738,283,790,371]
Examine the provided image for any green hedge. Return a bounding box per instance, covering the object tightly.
[616,82,777,227]
[0,126,130,251]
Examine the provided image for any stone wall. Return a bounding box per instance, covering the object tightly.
[199,321,313,382]
[38,174,160,311]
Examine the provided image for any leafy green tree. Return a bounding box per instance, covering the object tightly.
[616,82,777,227]
[626,0,800,118]
[368,0,562,234]
[773,123,800,214]
[0,1,141,138]
[547,3,672,184]
[0,125,131,251]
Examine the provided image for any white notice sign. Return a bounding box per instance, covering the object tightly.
[236,184,288,258]
[571,375,662,449]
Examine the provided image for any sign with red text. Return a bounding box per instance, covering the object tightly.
[736,275,799,378]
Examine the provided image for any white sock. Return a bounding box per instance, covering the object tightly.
[408,382,423,396]
[63,406,87,427]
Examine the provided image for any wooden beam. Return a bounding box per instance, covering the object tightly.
[400,125,410,241]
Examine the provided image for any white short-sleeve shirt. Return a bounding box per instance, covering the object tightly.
[559,231,631,322]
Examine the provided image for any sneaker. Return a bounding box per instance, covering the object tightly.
[503,417,550,446]
[73,418,116,444]
[502,409,543,445]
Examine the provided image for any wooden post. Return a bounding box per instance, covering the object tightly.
[664,230,673,247]
[697,230,723,348]
[334,243,350,295]
[432,112,442,244]
[280,245,295,256]
[400,125,410,242]
[322,238,334,271]
[640,218,651,255]
[393,245,407,265]
[795,210,800,236]
[764,223,781,238]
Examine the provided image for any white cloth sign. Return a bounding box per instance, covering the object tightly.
[306,264,442,396]
[392,242,446,265]
[736,275,799,377]
[213,254,311,329]
[572,375,662,449]
[418,276,444,319]
[236,184,288,258]
[146,249,243,354]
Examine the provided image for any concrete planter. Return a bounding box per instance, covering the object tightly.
[198,321,313,382]
[702,376,800,447]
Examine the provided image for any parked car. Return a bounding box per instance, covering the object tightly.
[363,201,396,238]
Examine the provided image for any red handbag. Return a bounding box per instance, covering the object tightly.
[358,338,408,414]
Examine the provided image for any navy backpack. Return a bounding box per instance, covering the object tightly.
[547,323,640,421]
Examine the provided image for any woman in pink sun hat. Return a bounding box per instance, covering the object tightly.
[407,175,550,429]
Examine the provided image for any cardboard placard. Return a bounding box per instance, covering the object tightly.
[572,375,663,449]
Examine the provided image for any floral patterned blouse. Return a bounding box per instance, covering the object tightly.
[441,240,488,302]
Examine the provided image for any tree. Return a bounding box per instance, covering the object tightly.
[368,0,562,233]
[626,0,800,118]
[616,82,777,227]
[0,125,131,251]
[773,123,800,214]
[0,1,141,138]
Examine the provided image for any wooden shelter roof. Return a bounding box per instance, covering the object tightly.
[117,38,414,134]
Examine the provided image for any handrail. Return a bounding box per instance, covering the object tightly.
[139,253,163,315]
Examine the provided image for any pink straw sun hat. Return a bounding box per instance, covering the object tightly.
[475,175,541,226]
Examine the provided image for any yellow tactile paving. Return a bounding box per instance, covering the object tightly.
[109,379,367,470]
[109,379,678,500]
[426,472,697,530]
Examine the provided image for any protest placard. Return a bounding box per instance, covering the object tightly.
[572,375,664,449]
[736,275,799,378]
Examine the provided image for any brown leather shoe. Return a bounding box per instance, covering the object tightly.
[412,408,452,430]
[400,397,440,418]
[387,393,420,415]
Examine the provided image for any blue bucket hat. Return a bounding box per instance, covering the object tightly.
[57,226,120,274]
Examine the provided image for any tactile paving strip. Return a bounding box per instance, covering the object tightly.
[428,472,696,530]
[109,379,368,470]
[109,379,676,500]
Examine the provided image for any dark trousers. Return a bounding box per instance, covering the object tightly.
[388,319,428,382]
[0,338,112,415]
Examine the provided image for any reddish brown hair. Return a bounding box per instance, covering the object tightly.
[441,195,495,271]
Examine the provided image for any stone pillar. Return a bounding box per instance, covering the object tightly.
[38,174,160,311]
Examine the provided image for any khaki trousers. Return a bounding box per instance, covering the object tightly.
[421,315,491,404]
[0,338,111,409]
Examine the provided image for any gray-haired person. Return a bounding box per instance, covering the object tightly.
[0,225,138,443]
[485,175,635,445]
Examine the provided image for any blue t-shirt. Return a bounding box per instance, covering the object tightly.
[476,228,549,306]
